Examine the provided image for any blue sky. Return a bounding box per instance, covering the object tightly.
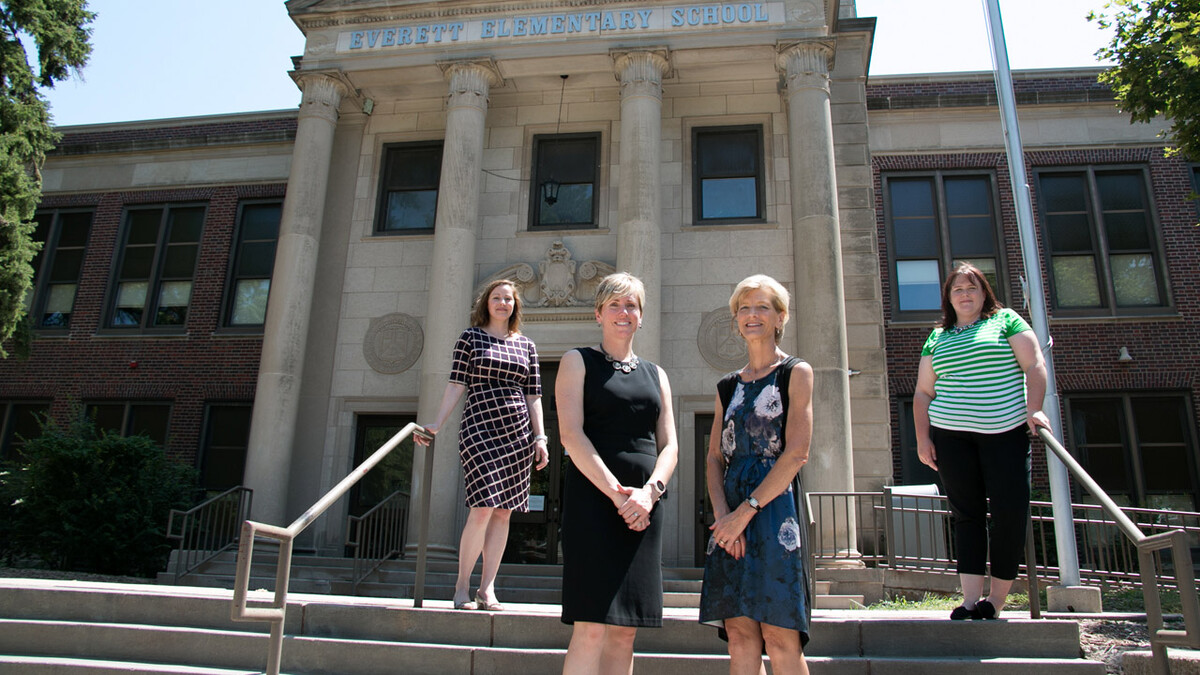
[41,0,1113,127]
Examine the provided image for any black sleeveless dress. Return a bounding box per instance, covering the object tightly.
[560,347,664,627]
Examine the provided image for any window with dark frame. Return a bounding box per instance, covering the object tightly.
[375,141,443,233]
[224,201,281,327]
[529,133,600,229]
[84,402,171,448]
[1035,167,1168,315]
[882,172,1004,316]
[0,401,50,462]
[199,404,252,492]
[1066,394,1198,512]
[693,125,764,224]
[108,205,205,330]
[28,209,93,329]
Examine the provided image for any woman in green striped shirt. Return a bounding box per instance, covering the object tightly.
[913,262,1051,621]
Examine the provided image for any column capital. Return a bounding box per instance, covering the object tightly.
[438,59,503,100]
[611,48,670,97]
[293,71,352,122]
[776,40,834,93]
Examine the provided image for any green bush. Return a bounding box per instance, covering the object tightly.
[2,416,197,576]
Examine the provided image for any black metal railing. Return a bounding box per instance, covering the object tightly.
[346,489,410,594]
[165,486,253,584]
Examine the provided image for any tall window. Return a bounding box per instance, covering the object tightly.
[199,404,251,492]
[375,141,442,233]
[1066,394,1198,511]
[85,402,171,448]
[530,133,600,229]
[883,172,1004,316]
[108,205,205,330]
[224,201,281,327]
[1036,168,1168,315]
[28,209,93,329]
[693,126,764,224]
[0,401,49,462]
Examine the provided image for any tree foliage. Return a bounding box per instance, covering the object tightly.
[0,1,93,356]
[1090,0,1200,160]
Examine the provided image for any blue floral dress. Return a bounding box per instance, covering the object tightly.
[699,367,810,643]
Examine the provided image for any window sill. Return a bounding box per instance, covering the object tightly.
[687,220,777,232]
[519,227,610,237]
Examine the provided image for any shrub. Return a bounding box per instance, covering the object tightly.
[3,416,197,576]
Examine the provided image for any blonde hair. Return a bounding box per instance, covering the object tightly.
[470,279,522,334]
[593,272,646,314]
[729,274,790,344]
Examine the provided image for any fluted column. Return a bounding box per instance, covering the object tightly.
[778,42,860,562]
[415,60,502,558]
[613,50,669,365]
[244,72,348,525]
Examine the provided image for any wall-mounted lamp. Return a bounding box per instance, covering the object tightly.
[540,75,569,206]
[1117,346,1133,363]
[362,98,375,116]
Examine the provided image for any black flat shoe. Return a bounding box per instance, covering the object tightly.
[976,599,997,620]
[950,605,980,620]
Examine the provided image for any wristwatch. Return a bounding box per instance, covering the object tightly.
[533,434,548,443]
[646,479,667,501]
[745,496,762,512]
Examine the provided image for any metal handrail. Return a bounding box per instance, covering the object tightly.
[1037,427,1200,675]
[165,486,253,584]
[346,488,410,594]
[230,423,435,675]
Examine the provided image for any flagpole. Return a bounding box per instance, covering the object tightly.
[981,0,1081,587]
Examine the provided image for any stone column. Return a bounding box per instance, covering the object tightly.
[778,42,860,562]
[244,72,348,525]
[414,60,502,558]
[613,50,669,365]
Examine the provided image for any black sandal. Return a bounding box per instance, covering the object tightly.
[975,599,997,620]
[950,604,980,620]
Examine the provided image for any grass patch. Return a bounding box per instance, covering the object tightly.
[861,585,1183,613]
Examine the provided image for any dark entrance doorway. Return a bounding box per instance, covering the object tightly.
[504,361,568,564]
[349,414,417,518]
[695,412,715,566]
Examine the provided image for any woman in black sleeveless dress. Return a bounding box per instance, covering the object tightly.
[556,272,678,674]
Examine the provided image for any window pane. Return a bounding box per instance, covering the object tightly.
[1051,255,1102,308]
[889,180,935,218]
[49,248,84,283]
[893,217,939,258]
[237,241,277,277]
[944,177,991,217]
[896,260,942,311]
[698,130,757,175]
[120,247,155,279]
[1046,213,1093,252]
[168,208,204,242]
[1070,400,1130,497]
[129,404,169,447]
[114,282,148,326]
[240,204,281,241]
[58,212,92,247]
[1096,173,1144,211]
[1039,174,1088,212]
[1104,212,1151,250]
[155,281,192,326]
[1131,398,1185,444]
[382,191,438,231]
[1111,254,1160,306]
[44,284,76,315]
[538,183,594,225]
[949,216,995,256]
[87,404,125,435]
[231,279,270,325]
[127,211,162,244]
[384,145,442,189]
[700,177,757,219]
[161,244,198,277]
[540,137,597,183]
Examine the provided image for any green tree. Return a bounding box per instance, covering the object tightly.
[0,1,94,356]
[1090,0,1200,160]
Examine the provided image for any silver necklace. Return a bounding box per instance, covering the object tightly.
[949,316,985,335]
[598,345,639,373]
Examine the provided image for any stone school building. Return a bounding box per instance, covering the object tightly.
[4,0,1199,568]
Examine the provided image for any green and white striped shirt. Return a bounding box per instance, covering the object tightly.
[921,307,1032,434]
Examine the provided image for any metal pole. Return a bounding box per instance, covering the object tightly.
[981,0,1081,586]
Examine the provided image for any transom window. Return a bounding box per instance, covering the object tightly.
[530,133,600,229]
[108,205,205,330]
[199,404,252,492]
[224,201,281,327]
[28,209,93,329]
[883,172,1004,316]
[0,401,50,462]
[85,402,171,448]
[1035,167,1168,315]
[1066,394,1198,512]
[375,141,442,233]
[693,125,765,224]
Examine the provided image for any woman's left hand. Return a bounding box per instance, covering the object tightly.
[617,485,654,531]
[533,438,549,470]
[710,509,752,560]
[1027,409,1052,433]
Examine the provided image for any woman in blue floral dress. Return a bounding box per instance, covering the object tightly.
[700,274,814,674]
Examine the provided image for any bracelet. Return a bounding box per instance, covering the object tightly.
[533,434,548,442]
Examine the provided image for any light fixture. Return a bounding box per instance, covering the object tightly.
[1117,346,1133,362]
[540,75,568,206]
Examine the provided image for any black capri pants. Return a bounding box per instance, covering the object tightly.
[932,424,1031,581]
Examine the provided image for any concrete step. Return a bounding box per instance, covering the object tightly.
[814,594,866,610]
[0,655,261,674]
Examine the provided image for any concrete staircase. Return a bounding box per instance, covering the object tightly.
[0,577,1104,674]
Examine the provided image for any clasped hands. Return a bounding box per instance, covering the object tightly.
[709,508,751,560]
[613,485,655,532]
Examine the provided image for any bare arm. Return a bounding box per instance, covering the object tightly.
[526,394,549,470]
[709,361,814,556]
[554,350,629,507]
[1008,329,1052,432]
[914,354,938,470]
[415,382,467,445]
[705,395,730,520]
[617,366,679,526]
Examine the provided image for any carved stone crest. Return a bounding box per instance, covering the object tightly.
[484,241,615,317]
[363,312,424,374]
[698,307,748,371]
[538,241,578,307]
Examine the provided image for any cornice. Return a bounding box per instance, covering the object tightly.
[290,0,657,30]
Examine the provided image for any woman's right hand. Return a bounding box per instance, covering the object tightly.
[917,437,937,472]
[415,423,438,446]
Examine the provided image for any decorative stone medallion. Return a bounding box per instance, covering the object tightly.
[698,307,748,372]
[363,312,424,374]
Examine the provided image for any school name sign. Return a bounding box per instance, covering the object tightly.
[337,3,786,52]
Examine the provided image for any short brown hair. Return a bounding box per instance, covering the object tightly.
[470,279,523,334]
[593,272,646,315]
